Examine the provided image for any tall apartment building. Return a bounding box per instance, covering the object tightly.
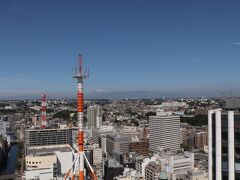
[24,127,78,152]
[149,111,180,152]
[87,105,103,129]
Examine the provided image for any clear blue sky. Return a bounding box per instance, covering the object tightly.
[0,0,240,99]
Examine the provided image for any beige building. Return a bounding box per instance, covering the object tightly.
[25,144,74,171]
[26,154,56,170]
[186,168,208,180]
[194,132,207,149]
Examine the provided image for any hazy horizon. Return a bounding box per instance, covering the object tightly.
[0,89,239,100]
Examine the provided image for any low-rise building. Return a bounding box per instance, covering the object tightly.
[24,127,78,153]
[129,141,149,157]
[24,167,54,180]
[136,151,195,180]
[25,144,76,178]
[92,144,103,166]
[194,132,207,149]
[145,161,161,180]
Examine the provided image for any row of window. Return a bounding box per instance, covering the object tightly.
[26,161,42,164]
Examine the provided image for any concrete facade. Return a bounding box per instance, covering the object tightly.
[149,112,180,152]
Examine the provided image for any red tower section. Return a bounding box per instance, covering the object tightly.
[41,94,47,129]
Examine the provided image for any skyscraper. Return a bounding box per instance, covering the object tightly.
[208,109,237,180]
[87,105,103,129]
[149,111,180,152]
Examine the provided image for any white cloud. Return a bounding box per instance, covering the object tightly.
[192,58,200,63]
[0,77,30,83]
[232,41,240,45]
[0,89,41,94]
[96,89,103,93]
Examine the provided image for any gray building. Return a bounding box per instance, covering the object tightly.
[92,126,115,153]
[149,112,180,152]
[225,98,240,110]
[87,105,103,129]
[106,135,129,157]
[0,121,9,136]
[24,127,78,153]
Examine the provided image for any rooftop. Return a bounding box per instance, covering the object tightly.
[27,144,73,156]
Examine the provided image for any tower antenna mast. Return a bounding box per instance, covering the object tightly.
[73,54,88,180]
[41,93,47,129]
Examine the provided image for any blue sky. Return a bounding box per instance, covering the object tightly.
[0,0,240,99]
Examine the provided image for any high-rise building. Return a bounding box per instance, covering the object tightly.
[87,106,95,128]
[208,109,238,180]
[87,105,103,129]
[149,112,180,152]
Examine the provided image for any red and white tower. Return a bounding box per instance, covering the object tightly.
[65,54,97,180]
[73,55,88,180]
[41,93,47,129]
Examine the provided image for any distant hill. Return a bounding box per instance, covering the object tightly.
[0,90,227,100]
[85,90,217,99]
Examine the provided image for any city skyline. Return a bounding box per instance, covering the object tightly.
[1,0,240,99]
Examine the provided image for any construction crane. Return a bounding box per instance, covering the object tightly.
[64,54,98,180]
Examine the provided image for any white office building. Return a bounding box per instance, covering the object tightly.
[136,151,194,180]
[208,109,236,180]
[149,111,180,152]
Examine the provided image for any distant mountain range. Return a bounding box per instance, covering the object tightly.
[85,90,219,99]
[0,90,232,100]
